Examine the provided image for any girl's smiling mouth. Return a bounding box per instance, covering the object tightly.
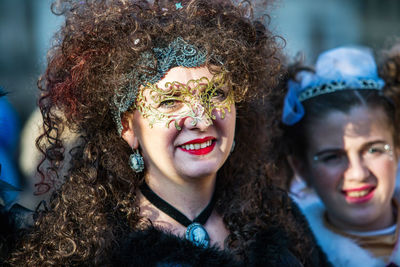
[342,185,376,204]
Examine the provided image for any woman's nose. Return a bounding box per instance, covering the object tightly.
[175,97,212,130]
[183,111,213,131]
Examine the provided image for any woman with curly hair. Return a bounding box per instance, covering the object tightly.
[10,0,330,265]
[281,45,400,266]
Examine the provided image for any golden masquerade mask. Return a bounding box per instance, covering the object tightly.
[135,72,234,130]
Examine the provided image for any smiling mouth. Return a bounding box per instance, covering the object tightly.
[342,186,376,203]
[179,138,216,155]
[346,190,371,198]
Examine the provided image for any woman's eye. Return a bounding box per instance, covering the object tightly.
[211,88,227,101]
[159,99,179,108]
[214,89,226,97]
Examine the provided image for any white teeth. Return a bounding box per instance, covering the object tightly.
[182,140,212,150]
[347,190,370,198]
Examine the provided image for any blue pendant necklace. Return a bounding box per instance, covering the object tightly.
[140,182,216,248]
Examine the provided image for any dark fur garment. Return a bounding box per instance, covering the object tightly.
[112,227,240,267]
[111,226,323,267]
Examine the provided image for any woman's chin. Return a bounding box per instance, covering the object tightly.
[177,165,219,181]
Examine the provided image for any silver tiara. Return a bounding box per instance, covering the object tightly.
[298,79,383,102]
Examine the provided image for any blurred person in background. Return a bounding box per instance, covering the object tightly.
[281,45,400,266]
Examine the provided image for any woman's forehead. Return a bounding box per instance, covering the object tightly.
[155,66,213,89]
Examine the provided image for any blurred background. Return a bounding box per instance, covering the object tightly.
[270,0,400,64]
[0,0,399,204]
[1,0,399,127]
[1,0,400,129]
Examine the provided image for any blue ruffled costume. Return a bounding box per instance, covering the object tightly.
[0,89,21,209]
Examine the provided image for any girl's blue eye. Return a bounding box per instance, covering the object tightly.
[367,147,383,154]
[314,152,346,166]
[364,143,392,158]
[320,154,342,163]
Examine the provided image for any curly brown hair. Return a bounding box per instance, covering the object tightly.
[9,0,322,265]
[379,42,400,128]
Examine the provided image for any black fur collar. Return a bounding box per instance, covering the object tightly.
[111,227,306,266]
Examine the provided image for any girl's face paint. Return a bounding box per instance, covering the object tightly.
[304,106,398,232]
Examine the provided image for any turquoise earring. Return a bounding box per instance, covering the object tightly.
[129,149,144,173]
[230,140,235,154]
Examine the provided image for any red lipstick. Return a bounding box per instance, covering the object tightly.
[179,137,216,155]
[342,185,376,204]
[180,136,215,145]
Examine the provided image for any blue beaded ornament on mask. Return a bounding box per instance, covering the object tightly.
[175,2,183,9]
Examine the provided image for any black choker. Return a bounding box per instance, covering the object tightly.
[140,182,217,248]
